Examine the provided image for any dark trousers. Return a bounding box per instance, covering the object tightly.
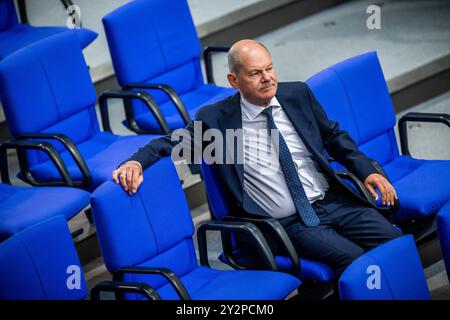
[278,188,402,277]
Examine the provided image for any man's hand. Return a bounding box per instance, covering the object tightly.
[112,161,143,195]
[363,173,398,206]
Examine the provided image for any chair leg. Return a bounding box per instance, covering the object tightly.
[85,208,95,225]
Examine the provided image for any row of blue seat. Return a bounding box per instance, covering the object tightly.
[0,157,439,300]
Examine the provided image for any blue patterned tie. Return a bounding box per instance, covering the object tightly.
[262,106,320,227]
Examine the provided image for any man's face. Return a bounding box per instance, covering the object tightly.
[227,46,278,107]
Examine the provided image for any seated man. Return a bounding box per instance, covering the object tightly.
[113,39,401,277]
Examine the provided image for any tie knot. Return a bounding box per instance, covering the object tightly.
[261,106,273,118]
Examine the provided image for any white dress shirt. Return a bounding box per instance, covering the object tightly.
[241,96,329,219]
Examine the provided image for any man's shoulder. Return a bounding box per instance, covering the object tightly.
[195,93,238,120]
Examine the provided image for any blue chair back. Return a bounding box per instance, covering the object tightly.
[200,161,232,220]
[103,0,203,118]
[306,52,399,168]
[339,235,430,300]
[0,32,98,167]
[0,215,87,300]
[91,157,198,290]
[0,0,18,32]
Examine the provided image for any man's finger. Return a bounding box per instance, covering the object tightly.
[365,183,378,200]
[120,170,128,191]
[135,174,144,192]
[130,168,140,193]
[112,170,120,184]
[377,181,388,205]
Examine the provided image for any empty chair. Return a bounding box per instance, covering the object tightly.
[437,201,450,283]
[0,32,164,192]
[339,235,430,300]
[91,157,301,300]
[0,215,88,299]
[0,0,97,60]
[0,139,89,241]
[103,0,236,133]
[200,161,335,286]
[0,215,157,300]
[306,52,450,226]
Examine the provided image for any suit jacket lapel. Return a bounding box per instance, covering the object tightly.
[277,92,331,168]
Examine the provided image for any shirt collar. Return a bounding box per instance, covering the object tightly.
[241,95,281,121]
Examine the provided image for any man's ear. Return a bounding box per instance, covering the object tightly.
[227,72,238,89]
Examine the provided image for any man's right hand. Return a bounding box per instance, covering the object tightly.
[112,161,143,195]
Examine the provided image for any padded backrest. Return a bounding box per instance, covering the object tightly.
[0,215,87,300]
[103,0,203,115]
[306,52,399,166]
[339,235,430,300]
[0,32,99,165]
[91,157,197,289]
[0,0,18,31]
[201,162,232,220]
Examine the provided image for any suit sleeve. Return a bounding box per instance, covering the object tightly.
[305,84,378,181]
[126,119,201,169]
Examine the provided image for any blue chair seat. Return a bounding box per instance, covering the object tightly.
[0,184,89,239]
[275,256,335,283]
[383,156,450,221]
[27,132,159,191]
[0,24,97,60]
[145,266,298,300]
[219,251,335,283]
[134,85,236,131]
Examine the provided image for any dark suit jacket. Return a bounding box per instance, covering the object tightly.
[129,82,378,217]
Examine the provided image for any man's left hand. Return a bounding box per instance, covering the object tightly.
[363,173,398,206]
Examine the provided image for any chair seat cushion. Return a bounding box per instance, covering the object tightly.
[275,256,335,283]
[383,156,450,221]
[0,24,97,59]
[143,266,300,300]
[0,184,89,239]
[218,251,334,283]
[28,132,160,191]
[134,84,236,131]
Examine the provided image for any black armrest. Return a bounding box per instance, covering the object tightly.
[223,216,300,275]
[113,266,190,300]
[398,112,450,156]
[336,169,399,216]
[197,220,278,271]
[123,83,191,126]
[90,280,161,300]
[98,89,170,135]
[0,140,73,187]
[17,133,91,188]
[203,46,230,85]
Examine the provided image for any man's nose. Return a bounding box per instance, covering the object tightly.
[261,71,271,82]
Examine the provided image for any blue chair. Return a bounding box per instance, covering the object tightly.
[306,52,450,234]
[0,0,97,60]
[0,32,165,192]
[0,139,89,241]
[102,0,236,133]
[91,157,301,300]
[437,201,450,284]
[200,161,336,287]
[0,215,159,300]
[339,235,430,300]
